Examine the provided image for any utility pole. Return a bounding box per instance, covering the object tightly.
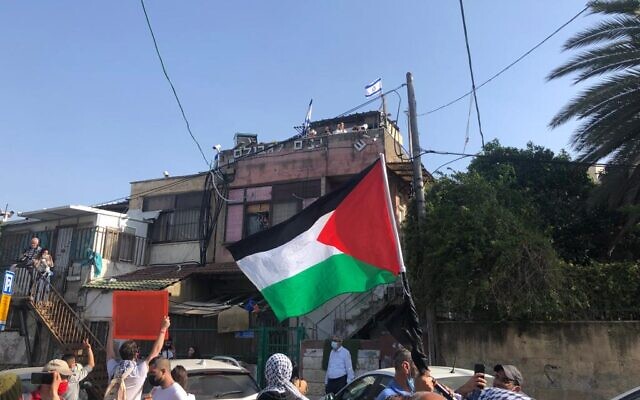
[406,72,437,364]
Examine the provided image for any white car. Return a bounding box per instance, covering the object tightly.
[326,366,493,400]
[0,366,43,394]
[153,359,260,400]
[611,386,640,400]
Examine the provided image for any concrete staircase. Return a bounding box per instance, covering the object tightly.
[11,268,107,398]
[304,281,404,340]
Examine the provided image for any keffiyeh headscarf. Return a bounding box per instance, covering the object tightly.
[477,387,532,400]
[259,353,309,400]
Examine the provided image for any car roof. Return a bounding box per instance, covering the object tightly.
[611,385,640,400]
[0,367,43,379]
[363,366,483,380]
[169,359,248,373]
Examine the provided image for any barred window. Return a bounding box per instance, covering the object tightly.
[224,180,320,242]
[144,192,203,243]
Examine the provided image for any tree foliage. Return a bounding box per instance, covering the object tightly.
[404,141,640,321]
[548,0,640,221]
[405,171,563,321]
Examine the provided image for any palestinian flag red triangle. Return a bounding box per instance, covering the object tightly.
[317,161,401,274]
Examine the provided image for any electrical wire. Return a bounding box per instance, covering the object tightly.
[94,90,409,207]
[458,0,485,148]
[463,94,474,153]
[418,148,637,169]
[432,154,476,175]
[140,0,209,166]
[93,174,204,207]
[336,84,406,117]
[419,5,590,116]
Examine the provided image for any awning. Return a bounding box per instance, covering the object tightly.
[19,205,126,221]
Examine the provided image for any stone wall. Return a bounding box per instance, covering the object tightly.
[437,321,640,400]
[301,340,380,397]
[0,330,29,367]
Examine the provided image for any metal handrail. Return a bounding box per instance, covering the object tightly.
[28,272,105,350]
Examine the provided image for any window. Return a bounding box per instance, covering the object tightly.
[336,375,377,400]
[144,192,203,242]
[224,180,320,242]
[245,203,270,236]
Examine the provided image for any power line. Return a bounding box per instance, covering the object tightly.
[418,148,637,169]
[94,88,409,207]
[458,0,485,148]
[336,84,406,118]
[140,0,209,166]
[420,5,590,116]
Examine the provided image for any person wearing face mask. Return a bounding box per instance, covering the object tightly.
[375,350,431,400]
[146,358,188,400]
[24,360,73,400]
[324,336,354,395]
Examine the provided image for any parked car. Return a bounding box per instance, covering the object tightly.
[0,366,43,395]
[324,366,493,400]
[612,386,640,400]
[144,358,260,400]
[0,365,91,400]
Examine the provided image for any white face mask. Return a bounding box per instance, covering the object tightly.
[331,341,339,350]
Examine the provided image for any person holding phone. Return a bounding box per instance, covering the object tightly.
[25,360,73,400]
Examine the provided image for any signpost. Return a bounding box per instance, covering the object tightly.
[0,271,15,331]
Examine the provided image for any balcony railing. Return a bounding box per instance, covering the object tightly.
[1,227,149,291]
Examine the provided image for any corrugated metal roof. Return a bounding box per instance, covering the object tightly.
[82,263,242,291]
[83,278,179,291]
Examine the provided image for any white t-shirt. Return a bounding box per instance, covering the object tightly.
[107,359,149,400]
[152,383,189,400]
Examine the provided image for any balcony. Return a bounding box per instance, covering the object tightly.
[1,227,149,296]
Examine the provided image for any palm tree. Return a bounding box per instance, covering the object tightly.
[548,0,640,219]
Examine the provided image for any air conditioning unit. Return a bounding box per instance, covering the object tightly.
[234,133,258,147]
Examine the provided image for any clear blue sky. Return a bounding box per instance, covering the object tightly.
[1,1,594,214]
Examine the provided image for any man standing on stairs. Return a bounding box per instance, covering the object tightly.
[324,335,354,395]
[106,316,171,400]
[61,338,95,400]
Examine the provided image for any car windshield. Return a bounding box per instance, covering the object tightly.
[187,373,259,400]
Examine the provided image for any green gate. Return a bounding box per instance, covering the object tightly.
[256,326,306,387]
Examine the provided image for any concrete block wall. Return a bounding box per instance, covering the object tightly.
[301,340,381,397]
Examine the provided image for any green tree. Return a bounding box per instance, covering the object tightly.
[468,140,626,262]
[548,0,640,228]
[405,172,563,321]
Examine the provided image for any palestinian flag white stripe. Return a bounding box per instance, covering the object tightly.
[235,212,339,290]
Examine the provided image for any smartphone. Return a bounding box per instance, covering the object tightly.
[474,363,485,375]
[31,372,53,385]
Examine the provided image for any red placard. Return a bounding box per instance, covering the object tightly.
[113,290,168,340]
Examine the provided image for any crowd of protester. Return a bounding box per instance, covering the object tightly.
[0,291,533,400]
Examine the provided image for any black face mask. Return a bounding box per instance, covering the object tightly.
[146,374,161,387]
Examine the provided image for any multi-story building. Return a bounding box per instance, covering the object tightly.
[0,205,149,366]
[0,111,429,388]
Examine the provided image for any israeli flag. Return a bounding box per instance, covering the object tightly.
[365,78,382,97]
[303,99,313,134]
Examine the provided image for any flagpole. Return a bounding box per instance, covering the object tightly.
[379,153,406,274]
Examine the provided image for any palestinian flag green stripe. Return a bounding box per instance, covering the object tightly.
[261,253,397,320]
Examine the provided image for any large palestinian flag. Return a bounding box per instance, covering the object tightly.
[227,156,404,321]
